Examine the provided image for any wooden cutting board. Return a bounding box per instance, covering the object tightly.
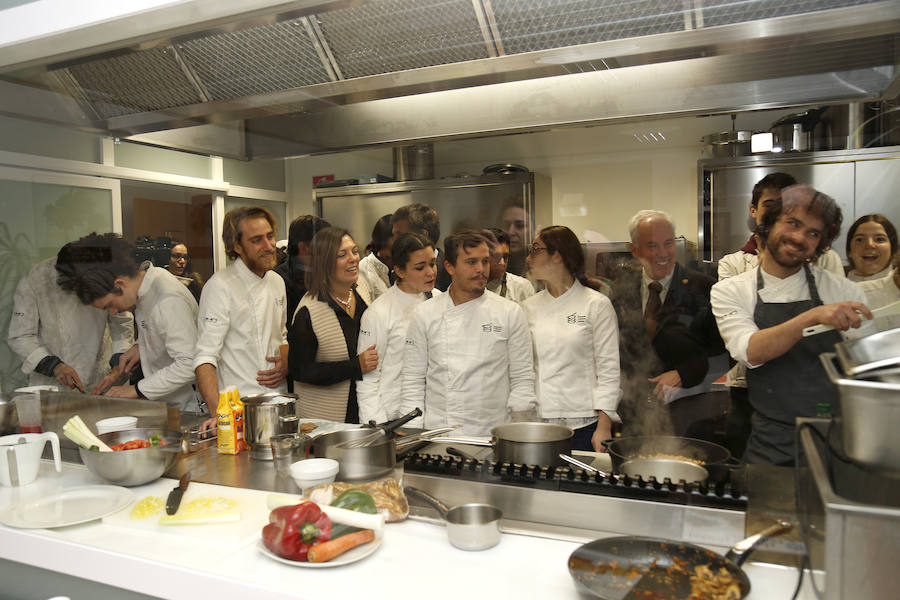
[102,478,272,546]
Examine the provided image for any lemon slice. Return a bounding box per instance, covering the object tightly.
[158,497,240,525]
[130,496,165,520]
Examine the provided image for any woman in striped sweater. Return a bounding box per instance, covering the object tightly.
[288,227,379,423]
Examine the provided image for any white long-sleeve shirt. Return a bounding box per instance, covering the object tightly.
[401,289,536,436]
[134,266,200,410]
[357,253,391,303]
[194,257,287,396]
[356,285,440,423]
[711,265,873,368]
[7,258,133,389]
[521,280,620,420]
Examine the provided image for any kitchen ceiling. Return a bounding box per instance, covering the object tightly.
[1,0,898,158]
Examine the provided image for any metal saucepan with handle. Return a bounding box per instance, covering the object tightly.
[313,409,438,480]
[568,520,792,599]
[433,422,573,466]
[404,486,503,551]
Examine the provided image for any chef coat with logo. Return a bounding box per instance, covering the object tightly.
[8,258,134,389]
[193,257,288,396]
[521,280,620,420]
[357,285,441,423]
[401,289,536,436]
[134,266,201,410]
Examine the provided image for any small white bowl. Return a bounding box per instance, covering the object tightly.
[290,458,339,491]
[96,416,138,435]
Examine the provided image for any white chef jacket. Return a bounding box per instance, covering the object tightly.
[521,280,620,420]
[487,272,536,304]
[357,253,391,303]
[848,265,892,282]
[858,270,900,332]
[134,266,201,410]
[357,285,441,423]
[194,257,288,396]
[401,289,536,435]
[7,258,134,389]
[711,265,874,368]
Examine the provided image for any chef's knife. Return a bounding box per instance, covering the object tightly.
[165,472,191,515]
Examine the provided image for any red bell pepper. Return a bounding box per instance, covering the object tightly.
[262,502,332,561]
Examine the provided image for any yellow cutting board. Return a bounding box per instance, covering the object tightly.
[102,478,273,546]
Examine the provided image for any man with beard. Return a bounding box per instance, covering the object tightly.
[611,210,724,436]
[194,207,289,418]
[711,185,874,465]
[401,230,536,436]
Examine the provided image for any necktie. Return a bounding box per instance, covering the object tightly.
[644,281,663,341]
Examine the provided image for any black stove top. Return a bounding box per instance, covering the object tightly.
[402,452,748,511]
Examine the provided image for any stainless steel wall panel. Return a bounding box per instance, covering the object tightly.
[177,19,332,100]
[315,0,490,79]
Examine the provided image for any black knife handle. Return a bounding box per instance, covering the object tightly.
[165,488,185,515]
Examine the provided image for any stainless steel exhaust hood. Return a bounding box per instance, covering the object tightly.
[0,0,898,158]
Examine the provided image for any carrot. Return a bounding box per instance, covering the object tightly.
[307,529,375,563]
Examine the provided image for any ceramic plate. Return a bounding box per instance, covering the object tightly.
[258,531,382,568]
[0,485,134,529]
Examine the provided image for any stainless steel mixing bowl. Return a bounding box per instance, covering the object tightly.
[78,427,182,486]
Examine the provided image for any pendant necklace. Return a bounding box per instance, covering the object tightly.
[333,289,352,311]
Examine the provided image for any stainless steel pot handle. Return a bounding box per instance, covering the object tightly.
[819,352,842,384]
[725,519,793,566]
[428,436,493,447]
[559,453,609,477]
[403,486,450,519]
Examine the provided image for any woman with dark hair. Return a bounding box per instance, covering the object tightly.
[521,225,620,451]
[357,232,440,423]
[358,214,394,302]
[846,214,898,282]
[167,241,204,302]
[288,227,378,423]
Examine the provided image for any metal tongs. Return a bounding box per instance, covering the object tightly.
[335,407,423,449]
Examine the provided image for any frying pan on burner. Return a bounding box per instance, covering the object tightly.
[567,520,791,599]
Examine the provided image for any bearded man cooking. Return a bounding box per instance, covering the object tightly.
[711,185,874,466]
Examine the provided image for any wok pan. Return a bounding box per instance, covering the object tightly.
[568,520,791,599]
[603,436,741,484]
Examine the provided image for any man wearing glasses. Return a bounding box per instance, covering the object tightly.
[610,210,724,436]
[484,228,535,304]
[401,230,536,435]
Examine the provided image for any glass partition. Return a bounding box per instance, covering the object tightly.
[0,167,118,392]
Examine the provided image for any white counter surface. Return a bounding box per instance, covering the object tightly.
[0,460,821,599]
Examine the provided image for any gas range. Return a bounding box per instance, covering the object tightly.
[401,446,748,549]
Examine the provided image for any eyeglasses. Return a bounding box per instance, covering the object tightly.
[528,244,547,256]
[171,253,188,260]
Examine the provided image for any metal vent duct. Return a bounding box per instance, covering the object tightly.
[0,0,896,158]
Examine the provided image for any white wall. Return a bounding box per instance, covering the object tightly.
[286,108,794,244]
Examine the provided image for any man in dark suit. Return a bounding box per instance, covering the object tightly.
[611,209,724,436]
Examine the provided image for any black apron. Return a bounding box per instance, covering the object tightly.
[744,264,840,466]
